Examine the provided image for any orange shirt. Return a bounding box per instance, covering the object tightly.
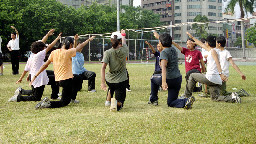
[48,48,76,81]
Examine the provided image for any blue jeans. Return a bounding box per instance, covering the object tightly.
[150,75,187,108]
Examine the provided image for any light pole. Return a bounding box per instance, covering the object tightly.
[117,0,120,31]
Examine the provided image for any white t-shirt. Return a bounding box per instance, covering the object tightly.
[218,49,232,77]
[24,49,49,88]
[205,48,222,85]
[201,48,208,61]
[7,35,19,50]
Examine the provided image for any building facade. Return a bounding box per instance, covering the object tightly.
[141,0,175,25]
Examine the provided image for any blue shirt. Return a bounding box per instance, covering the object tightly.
[154,51,161,72]
[72,52,87,74]
[160,47,181,79]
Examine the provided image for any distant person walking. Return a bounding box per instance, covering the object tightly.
[7,26,20,75]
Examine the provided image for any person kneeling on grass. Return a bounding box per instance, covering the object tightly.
[152,33,195,109]
[101,30,128,111]
[185,32,241,103]
[8,30,61,102]
[30,36,95,109]
[216,36,249,97]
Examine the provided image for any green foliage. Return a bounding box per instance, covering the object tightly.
[225,0,254,18]
[245,26,256,46]
[234,36,242,47]
[192,15,209,39]
[0,1,160,57]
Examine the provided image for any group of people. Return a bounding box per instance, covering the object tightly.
[146,31,248,110]
[7,26,249,111]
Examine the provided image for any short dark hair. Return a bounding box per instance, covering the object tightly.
[187,38,197,48]
[11,32,16,35]
[216,36,226,47]
[200,38,207,43]
[111,35,121,49]
[63,37,74,49]
[159,33,172,47]
[31,41,46,54]
[206,35,216,48]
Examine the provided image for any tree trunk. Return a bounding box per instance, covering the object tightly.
[239,0,246,59]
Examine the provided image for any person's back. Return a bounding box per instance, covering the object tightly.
[104,45,128,83]
[49,48,76,81]
[72,52,86,75]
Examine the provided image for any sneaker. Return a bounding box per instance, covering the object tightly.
[126,88,131,92]
[14,87,22,96]
[58,93,62,96]
[178,94,186,99]
[70,99,80,104]
[89,89,96,92]
[52,96,61,100]
[240,88,249,96]
[35,97,51,109]
[0,73,3,76]
[184,96,195,110]
[8,93,20,102]
[148,100,158,106]
[232,92,241,103]
[110,98,117,112]
[105,101,111,107]
[158,87,163,91]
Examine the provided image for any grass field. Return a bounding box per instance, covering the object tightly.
[0,62,256,143]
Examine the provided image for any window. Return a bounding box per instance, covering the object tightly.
[175,6,180,9]
[187,19,194,22]
[187,26,192,30]
[218,6,222,10]
[187,0,200,1]
[218,13,222,17]
[218,27,222,30]
[208,26,217,30]
[187,5,201,9]
[175,0,180,3]
[208,0,216,2]
[175,13,181,17]
[175,20,182,23]
[174,34,181,38]
[218,0,222,3]
[208,5,216,9]
[162,1,166,4]
[208,12,216,16]
[187,12,202,16]
[175,27,181,30]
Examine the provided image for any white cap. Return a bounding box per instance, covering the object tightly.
[111,31,122,39]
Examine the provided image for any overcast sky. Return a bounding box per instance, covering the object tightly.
[133,0,140,7]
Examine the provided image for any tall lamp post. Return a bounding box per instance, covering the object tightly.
[117,0,120,31]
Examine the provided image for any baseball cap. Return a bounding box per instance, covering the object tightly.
[111,31,122,39]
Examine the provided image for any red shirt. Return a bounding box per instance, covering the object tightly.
[181,47,203,73]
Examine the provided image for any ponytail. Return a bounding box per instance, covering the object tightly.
[111,35,121,49]
[63,37,74,49]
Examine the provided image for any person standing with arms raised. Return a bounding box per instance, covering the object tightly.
[7,26,20,75]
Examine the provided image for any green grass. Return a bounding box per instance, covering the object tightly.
[0,63,256,143]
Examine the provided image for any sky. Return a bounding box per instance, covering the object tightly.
[133,0,140,7]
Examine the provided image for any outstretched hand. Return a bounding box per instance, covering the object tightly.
[153,31,159,39]
[220,74,228,82]
[89,36,95,41]
[162,82,168,91]
[186,32,193,38]
[10,26,16,29]
[121,29,125,34]
[145,41,149,45]
[74,34,79,41]
[16,79,22,84]
[48,29,55,36]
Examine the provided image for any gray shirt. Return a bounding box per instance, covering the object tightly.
[160,47,181,79]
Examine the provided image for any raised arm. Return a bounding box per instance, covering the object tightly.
[45,33,62,53]
[145,41,156,54]
[16,71,28,84]
[186,32,211,51]
[11,26,19,37]
[211,49,227,81]
[76,36,95,52]
[121,29,126,46]
[172,41,183,52]
[153,31,159,40]
[73,34,79,49]
[228,57,246,80]
[41,29,55,43]
[29,60,51,85]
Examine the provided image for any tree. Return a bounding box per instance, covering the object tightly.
[245,26,256,46]
[234,36,242,48]
[192,15,209,39]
